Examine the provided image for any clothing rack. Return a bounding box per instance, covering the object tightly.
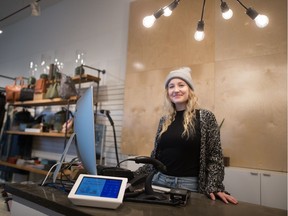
[0,75,15,81]
[0,75,29,91]
[0,74,28,80]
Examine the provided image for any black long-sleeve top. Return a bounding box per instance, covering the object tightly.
[135,109,225,195]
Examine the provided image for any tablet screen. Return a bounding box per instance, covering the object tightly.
[75,176,122,198]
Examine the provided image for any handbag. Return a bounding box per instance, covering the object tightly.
[75,66,85,76]
[5,77,25,102]
[58,74,77,99]
[19,86,34,101]
[53,108,73,132]
[13,108,34,130]
[61,118,74,134]
[40,73,49,79]
[34,78,47,94]
[45,82,59,99]
[48,64,62,81]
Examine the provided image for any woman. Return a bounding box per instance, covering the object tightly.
[135,67,238,204]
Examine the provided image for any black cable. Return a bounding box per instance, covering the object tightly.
[236,0,248,10]
[112,120,120,167]
[100,110,120,167]
[200,0,206,21]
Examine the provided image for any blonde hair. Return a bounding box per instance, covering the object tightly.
[159,88,199,139]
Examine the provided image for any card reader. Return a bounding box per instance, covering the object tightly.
[68,174,128,209]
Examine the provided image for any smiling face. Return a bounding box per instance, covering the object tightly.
[167,78,190,111]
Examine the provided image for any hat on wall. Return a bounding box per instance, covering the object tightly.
[164,67,194,90]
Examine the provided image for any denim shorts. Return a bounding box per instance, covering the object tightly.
[152,172,198,192]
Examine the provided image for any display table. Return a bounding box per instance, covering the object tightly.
[4,183,287,216]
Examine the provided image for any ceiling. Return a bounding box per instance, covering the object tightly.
[0,0,63,29]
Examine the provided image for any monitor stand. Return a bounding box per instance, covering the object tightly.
[52,133,76,183]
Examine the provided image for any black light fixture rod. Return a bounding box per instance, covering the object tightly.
[0,74,28,80]
[0,75,15,81]
[236,0,248,10]
[166,0,181,10]
[200,0,206,21]
[0,0,41,23]
[81,64,106,74]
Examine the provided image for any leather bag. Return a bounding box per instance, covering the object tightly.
[5,77,25,102]
[45,82,59,99]
[53,108,73,132]
[34,78,47,94]
[19,86,34,101]
[74,66,85,76]
[48,64,61,81]
[58,74,77,99]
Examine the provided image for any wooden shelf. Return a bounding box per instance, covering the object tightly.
[10,96,78,107]
[6,130,72,138]
[0,160,49,175]
[72,74,100,84]
[8,74,99,107]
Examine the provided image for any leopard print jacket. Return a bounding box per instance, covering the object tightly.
[134,109,225,195]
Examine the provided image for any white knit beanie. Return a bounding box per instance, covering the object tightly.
[164,67,194,90]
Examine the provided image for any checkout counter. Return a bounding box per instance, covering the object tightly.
[4,183,287,216]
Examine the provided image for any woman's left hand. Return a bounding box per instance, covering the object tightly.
[209,192,238,204]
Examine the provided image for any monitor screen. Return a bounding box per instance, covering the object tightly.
[52,86,97,183]
[75,176,122,198]
[74,86,97,175]
[68,174,128,209]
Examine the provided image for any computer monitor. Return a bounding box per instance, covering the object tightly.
[52,86,97,183]
[74,86,97,175]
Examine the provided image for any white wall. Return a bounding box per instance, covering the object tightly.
[0,0,130,86]
[0,0,131,167]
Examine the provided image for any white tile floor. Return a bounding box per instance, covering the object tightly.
[0,201,11,216]
[0,185,11,216]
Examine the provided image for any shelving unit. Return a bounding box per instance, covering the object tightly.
[5,131,72,138]
[0,74,100,178]
[0,160,48,175]
[11,97,78,107]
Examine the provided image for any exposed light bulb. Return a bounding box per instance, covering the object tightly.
[164,0,179,17]
[143,15,156,28]
[194,20,205,41]
[163,7,172,17]
[194,31,205,41]
[246,7,269,28]
[220,2,233,20]
[222,9,233,20]
[0,30,3,34]
[254,14,269,28]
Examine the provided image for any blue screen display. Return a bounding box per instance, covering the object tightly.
[75,176,122,198]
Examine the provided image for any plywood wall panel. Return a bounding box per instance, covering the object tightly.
[122,0,287,172]
[214,0,287,61]
[126,0,215,74]
[122,68,167,155]
[215,54,287,171]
